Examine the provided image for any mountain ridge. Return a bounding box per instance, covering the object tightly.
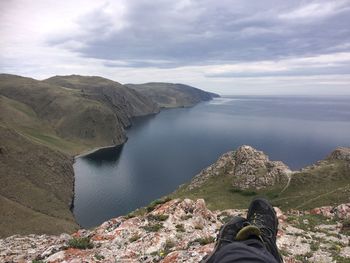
[0,73,219,238]
[126,82,219,108]
[171,146,350,212]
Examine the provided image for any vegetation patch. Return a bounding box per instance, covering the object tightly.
[125,212,136,219]
[164,239,176,253]
[295,214,336,231]
[171,159,350,212]
[194,223,204,230]
[332,255,350,263]
[340,218,350,235]
[67,237,93,249]
[229,188,257,196]
[129,234,141,243]
[147,214,169,221]
[190,236,215,246]
[94,254,105,261]
[310,241,320,251]
[142,223,163,232]
[146,197,172,212]
[181,214,193,220]
[175,224,186,232]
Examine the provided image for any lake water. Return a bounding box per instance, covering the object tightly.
[73,96,350,227]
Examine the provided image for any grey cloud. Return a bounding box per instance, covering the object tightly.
[48,0,350,70]
[205,65,350,78]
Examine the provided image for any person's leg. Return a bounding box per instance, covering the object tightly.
[203,216,247,263]
[245,197,283,263]
[211,239,279,263]
[202,197,283,263]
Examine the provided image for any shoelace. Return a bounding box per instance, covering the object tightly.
[248,213,283,263]
[248,213,274,239]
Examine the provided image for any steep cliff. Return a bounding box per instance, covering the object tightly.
[126,82,219,108]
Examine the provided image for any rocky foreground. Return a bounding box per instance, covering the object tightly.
[1,199,349,263]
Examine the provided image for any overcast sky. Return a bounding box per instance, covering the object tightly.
[1,0,350,94]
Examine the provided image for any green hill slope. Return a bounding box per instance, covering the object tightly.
[171,146,350,212]
[0,74,217,237]
[0,74,159,237]
[0,74,129,154]
[44,75,160,127]
[126,82,219,108]
[0,126,79,237]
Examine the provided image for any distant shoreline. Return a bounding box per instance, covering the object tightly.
[74,98,220,160]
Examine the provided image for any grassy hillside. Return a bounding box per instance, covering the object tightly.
[171,158,350,212]
[0,74,129,155]
[126,82,219,108]
[44,75,159,127]
[0,74,160,237]
[0,74,218,237]
[0,126,79,237]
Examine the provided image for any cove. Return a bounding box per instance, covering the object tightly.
[73,95,350,228]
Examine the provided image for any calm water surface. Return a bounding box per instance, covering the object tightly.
[74,96,350,227]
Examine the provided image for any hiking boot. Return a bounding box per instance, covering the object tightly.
[202,216,246,263]
[246,197,283,263]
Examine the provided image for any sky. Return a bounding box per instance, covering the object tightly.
[1,0,350,95]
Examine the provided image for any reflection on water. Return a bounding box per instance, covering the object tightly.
[74,95,350,228]
[82,145,124,164]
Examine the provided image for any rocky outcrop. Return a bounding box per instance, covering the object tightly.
[310,203,350,220]
[189,145,291,190]
[327,147,350,162]
[1,199,349,263]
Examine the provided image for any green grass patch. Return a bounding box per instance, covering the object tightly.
[164,239,176,251]
[129,234,141,243]
[146,197,172,212]
[68,237,93,249]
[171,160,350,213]
[181,214,193,220]
[310,241,320,251]
[332,255,350,263]
[142,223,163,232]
[175,224,186,232]
[147,214,169,221]
[340,218,350,236]
[229,188,257,196]
[295,214,336,231]
[191,236,215,245]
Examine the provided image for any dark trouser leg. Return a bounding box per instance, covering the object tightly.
[211,239,279,263]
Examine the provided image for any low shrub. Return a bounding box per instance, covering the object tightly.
[67,237,93,249]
